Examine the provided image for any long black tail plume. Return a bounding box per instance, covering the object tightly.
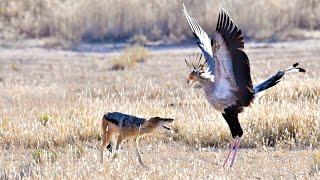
[253,63,306,94]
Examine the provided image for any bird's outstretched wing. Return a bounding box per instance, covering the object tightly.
[214,8,253,107]
[182,4,215,75]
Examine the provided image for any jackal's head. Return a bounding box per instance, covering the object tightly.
[145,117,174,131]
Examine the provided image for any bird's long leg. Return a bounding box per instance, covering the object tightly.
[223,136,241,167]
[223,139,236,166]
[223,143,234,166]
[229,137,241,167]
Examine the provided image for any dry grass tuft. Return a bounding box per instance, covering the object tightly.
[32,149,45,164]
[128,34,148,45]
[32,149,57,164]
[74,145,85,159]
[111,45,149,70]
[310,151,320,176]
[11,64,18,71]
[38,113,50,126]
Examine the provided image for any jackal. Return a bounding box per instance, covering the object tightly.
[99,112,173,167]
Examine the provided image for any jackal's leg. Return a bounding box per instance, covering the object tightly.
[100,124,112,163]
[112,136,124,160]
[134,138,148,168]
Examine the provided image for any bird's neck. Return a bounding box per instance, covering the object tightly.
[198,78,214,89]
[198,78,215,100]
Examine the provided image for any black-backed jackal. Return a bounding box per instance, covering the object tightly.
[100,112,173,167]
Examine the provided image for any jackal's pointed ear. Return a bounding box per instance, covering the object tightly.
[149,117,174,123]
[149,116,160,120]
[159,117,174,123]
[164,118,174,122]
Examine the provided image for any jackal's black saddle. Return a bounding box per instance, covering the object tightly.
[103,112,146,128]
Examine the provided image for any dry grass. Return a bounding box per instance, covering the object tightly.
[111,45,149,70]
[0,39,319,178]
[0,0,320,46]
[310,151,320,175]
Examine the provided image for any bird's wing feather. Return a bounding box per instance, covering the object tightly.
[213,8,253,107]
[183,4,215,75]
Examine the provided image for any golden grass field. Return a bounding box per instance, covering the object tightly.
[0,38,319,179]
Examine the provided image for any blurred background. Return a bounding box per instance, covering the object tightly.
[0,0,319,48]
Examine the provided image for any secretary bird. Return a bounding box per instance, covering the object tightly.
[182,4,306,167]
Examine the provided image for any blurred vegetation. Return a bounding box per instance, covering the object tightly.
[111,45,149,70]
[0,0,319,47]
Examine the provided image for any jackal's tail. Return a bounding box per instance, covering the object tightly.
[253,63,306,95]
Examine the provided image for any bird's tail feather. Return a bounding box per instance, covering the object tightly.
[253,63,306,95]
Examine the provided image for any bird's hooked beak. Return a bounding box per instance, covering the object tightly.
[187,76,196,87]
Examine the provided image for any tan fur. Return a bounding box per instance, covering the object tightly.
[99,116,173,168]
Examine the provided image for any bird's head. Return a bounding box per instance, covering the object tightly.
[185,53,212,86]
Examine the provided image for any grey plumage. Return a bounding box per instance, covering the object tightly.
[184,4,253,112]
